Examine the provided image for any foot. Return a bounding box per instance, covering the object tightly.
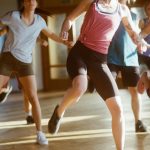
[0,85,12,104]
[26,116,34,124]
[135,120,147,132]
[36,132,48,145]
[48,105,62,134]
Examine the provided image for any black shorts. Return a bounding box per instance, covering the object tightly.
[108,64,140,87]
[0,52,34,77]
[138,54,150,69]
[67,41,119,100]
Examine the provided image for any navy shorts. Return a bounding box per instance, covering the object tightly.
[138,54,150,69]
[108,63,140,87]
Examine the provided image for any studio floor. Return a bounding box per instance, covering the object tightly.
[0,89,150,150]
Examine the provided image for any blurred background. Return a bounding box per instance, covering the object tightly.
[0,0,147,92]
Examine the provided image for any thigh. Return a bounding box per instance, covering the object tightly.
[67,42,87,79]
[0,52,14,76]
[16,61,34,77]
[121,66,140,87]
[18,75,37,96]
[88,63,119,100]
[0,75,10,90]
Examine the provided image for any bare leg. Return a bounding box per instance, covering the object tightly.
[0,75,10,93]
[0,75,11,103]
[106,96,125,150]
[23,92,32,114]
[57,75,88,117]
[48,74,88,134]
[128,87,141,123]
[19,75,48,145]
[19,75,41,131]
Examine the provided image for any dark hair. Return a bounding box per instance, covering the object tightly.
[18,0,50,16]
[18,0,37,14]
[144,0,150,16]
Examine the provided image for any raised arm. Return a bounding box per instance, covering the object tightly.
[60,0,93,40]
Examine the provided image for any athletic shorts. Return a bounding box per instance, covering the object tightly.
[138,54,150,69]
[67,41,119,100]
[0,52,34,77]
[108,63,140,87]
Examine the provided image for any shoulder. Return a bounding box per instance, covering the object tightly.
[1,10,20,21]
[1,10,14,18]
[35,14,47,28]
[36,14,45,22]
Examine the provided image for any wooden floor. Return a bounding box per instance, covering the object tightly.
[0,89,150,150]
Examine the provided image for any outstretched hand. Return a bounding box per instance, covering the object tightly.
[63,40,74,48]
[137,42,147,54]
[134,33,150,54]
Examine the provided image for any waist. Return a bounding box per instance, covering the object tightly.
[79,36,110,54]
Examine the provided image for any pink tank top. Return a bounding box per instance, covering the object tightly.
[79,0,122,54]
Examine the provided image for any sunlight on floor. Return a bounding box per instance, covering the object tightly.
[0,115,99,129]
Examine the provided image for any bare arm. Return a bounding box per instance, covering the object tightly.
[0,20,7,28]
[123,17,150,50]
[42,28,65,43]
[121,5,150,52]
[121,5,138,43]
[41,28,73,48]
[37,36,48,47]
[0,21,4,28]
[122,17,137,41]
[0,26,8,36]
[139,19,144,29]
[60,0,93,40]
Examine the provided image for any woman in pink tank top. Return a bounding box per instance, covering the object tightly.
[48,0,150,150]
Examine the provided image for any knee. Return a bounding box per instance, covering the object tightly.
[74,83,87,96]
[113,104,123,118]
[107,96,123,118]
[73,76,88,96]
[26,92,38,104]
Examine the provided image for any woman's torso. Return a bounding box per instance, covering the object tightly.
[2,11,46,63]
[79,0,122,54]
